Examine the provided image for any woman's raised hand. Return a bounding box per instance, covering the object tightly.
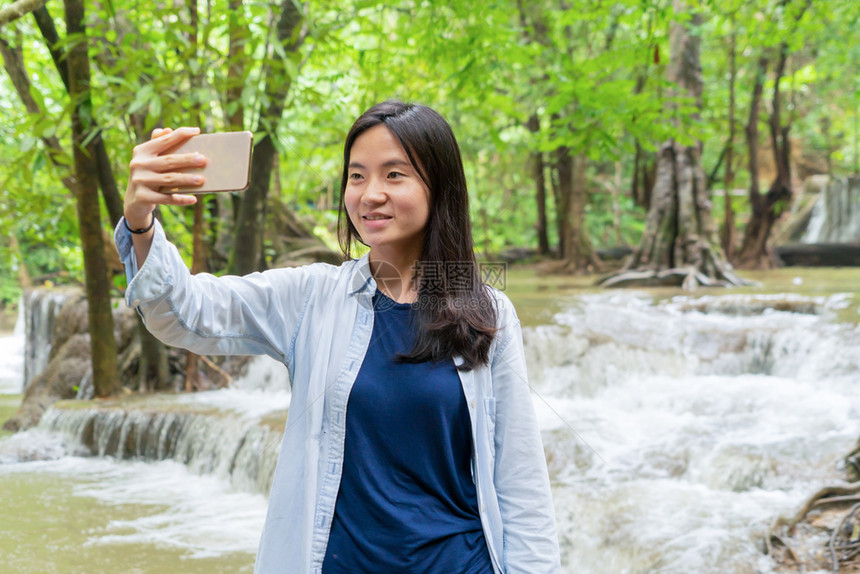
[124,127,207,229]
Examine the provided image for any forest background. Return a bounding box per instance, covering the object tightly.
[0,0,858,394]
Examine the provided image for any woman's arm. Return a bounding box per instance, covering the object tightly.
[116,217,313,363]
[116,127,313,365]
[490,295,562,573]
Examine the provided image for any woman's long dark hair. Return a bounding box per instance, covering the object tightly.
[337,100,497,371]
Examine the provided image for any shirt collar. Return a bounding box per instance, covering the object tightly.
[348,253,377,298]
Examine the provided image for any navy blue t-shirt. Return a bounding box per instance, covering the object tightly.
[321,291,493,574]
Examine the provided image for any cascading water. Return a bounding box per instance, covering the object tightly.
[21,288,77,391]
[0,299,24,394]
[15,353,292,484]
[1,286,859,572]
[802,177,860,243]
[527,292,860,573]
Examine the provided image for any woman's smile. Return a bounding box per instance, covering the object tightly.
[361,212,393,227]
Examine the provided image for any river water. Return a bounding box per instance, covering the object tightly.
[1,278,859,573]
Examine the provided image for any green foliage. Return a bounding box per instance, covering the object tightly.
[0,0,859,295]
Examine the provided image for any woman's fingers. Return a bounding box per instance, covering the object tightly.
[137,126,199,155]
[148,126,200,154]
[130,151,206,174]
[151,127,172,140]
[133,186,198,206]
[131,169,206,190]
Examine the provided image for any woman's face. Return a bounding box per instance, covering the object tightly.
[345,124,431,262]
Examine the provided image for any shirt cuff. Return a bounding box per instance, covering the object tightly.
[114,216,174,309]
[114,216,140,285]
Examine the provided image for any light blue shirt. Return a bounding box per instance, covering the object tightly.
[115,218,562,574]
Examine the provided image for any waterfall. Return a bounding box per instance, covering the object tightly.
[38,401,285,496]
[22,288,77,391]
[802,177,860,243]
[0,300,25,394]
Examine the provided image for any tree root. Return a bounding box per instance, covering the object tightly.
[766,531,800,566]
[597,265,752,289]
[829,503,860,572]
[769,483,860,537]
[767,482,860,571]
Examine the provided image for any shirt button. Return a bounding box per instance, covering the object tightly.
[132,299,141,307]
[470,401,475,408]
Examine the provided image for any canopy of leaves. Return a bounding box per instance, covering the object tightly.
[1,0,858,304]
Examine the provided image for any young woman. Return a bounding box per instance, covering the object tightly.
[117,100,561,573]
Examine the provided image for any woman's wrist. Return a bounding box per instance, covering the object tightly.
[123,212,155,234]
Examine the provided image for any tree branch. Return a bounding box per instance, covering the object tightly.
[0,0,47,29]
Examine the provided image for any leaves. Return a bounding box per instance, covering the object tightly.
[0,0,859,287]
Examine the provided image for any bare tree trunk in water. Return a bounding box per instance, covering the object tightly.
[600,0,744,289]
[64,0,120,395]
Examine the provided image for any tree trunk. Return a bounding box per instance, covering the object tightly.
[736,50,791,269]
[721,22,737,261]
[554,146,571,260]
[600,0,744,289]
[10,233,32,288]
[553,149,598,273]
[219,0,246,269]
[226,0,245,132]
[527,114,550,256]
[736,0,809,269]
[184,0,206,392]
[137,314,169,392]
[613,160,624,245]
[64,0,119,396]
[563,154,591,273]
[228,0,303,275]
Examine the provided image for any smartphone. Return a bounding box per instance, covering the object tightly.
[162,131,253,194]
